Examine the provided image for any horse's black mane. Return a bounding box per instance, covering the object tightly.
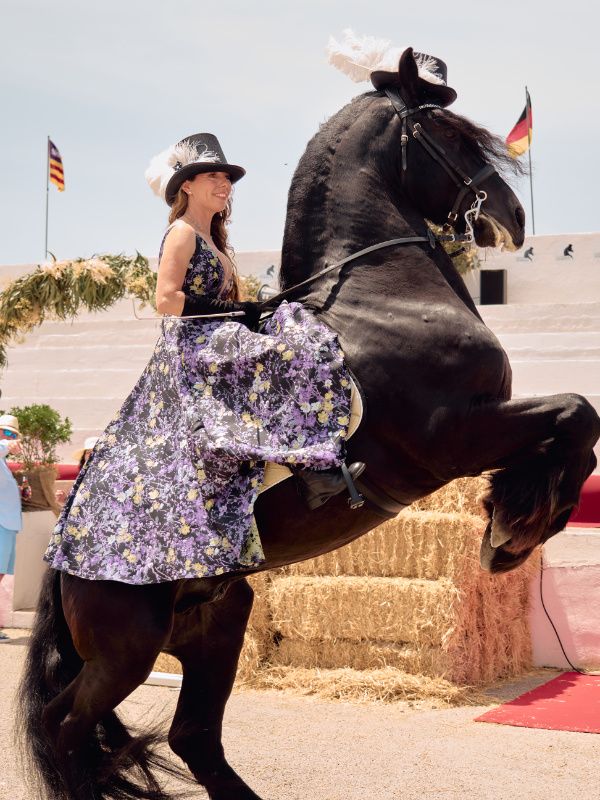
[433,108,527,178]
[311,91,526,181]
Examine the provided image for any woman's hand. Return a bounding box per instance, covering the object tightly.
[238,302,263,331]
[7,441,21,455]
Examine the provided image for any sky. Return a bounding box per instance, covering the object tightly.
[1,0,598,266]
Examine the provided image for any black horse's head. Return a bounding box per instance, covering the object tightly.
[381,48,526,251]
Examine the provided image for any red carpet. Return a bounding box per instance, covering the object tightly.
[475,672,600,734]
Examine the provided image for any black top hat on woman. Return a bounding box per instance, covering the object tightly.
[145,133,246,206]
[326,28,457,108]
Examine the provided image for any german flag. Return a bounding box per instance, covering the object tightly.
[48,139,65,191]
[506,90,533,157]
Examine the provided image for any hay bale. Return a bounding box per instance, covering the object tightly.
[271,639,450,676]
[411,476,489,518]
[269,545,539,685]
[283,510,484,580]
[444,551,539,684]
[268,575,457,647]
[247,665,478,705]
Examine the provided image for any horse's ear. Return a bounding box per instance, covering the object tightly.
[371,47,421,104]
[397,48,420,104]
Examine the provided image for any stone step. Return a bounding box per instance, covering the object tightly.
[1,366,143,397]
[5,343,156,370]
[0,395,123,430]
[508,361,600,396]
[480,302,600,333]
[497,330,600,352]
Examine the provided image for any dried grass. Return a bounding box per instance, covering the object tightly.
[283,510,484,580]
[268,575,458,647]
[245,666,481,705]
[271,639,450,676]
[152,494,537,699]
[269,532,538,684]
[411,476,489,518]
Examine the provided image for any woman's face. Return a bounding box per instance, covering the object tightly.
[185,171,232,214]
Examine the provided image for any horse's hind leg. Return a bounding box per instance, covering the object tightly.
[42,575,177,797]
[167,577,262,800]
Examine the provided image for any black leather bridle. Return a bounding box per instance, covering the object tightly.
[259,90,498,310]
[384,87,497,230]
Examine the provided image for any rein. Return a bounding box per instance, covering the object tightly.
[141,90,498,321]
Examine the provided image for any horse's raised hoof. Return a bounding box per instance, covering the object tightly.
[480,522,534,573]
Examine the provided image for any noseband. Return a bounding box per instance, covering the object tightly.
[384,87,496,242]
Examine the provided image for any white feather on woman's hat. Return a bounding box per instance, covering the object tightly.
[145,133,246,206]
[326,29,457,107]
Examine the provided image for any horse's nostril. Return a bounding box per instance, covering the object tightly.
[515,206,526,228]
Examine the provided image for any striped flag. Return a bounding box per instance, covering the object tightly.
[506,90,533,158]
[48,139,65,191]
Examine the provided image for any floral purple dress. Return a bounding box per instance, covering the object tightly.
[44,229,352,584]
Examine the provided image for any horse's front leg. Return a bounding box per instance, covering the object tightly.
[167,577,263,800]
[434,392,600,572]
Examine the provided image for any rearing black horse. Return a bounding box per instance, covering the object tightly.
[18,48,600,800]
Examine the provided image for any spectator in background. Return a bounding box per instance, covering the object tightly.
[0,414,23,642]
[72,436,99,472]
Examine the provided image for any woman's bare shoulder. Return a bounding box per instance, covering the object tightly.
[162,220,197,256]
[166,219,197,243]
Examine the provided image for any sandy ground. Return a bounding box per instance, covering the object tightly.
[2,630,599,800]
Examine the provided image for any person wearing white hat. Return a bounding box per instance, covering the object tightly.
[0,414,23,642]
[72,436,100,471]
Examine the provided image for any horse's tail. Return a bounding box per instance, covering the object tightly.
[16,569,190,800]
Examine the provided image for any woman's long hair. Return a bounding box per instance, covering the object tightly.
[168,185,240,300]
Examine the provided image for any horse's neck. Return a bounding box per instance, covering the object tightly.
[281,103,436,298]
[280,101,478,316]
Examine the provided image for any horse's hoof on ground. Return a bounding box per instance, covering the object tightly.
[202,762,264,800]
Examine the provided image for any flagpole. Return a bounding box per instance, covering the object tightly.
[525,86,535,235]
[44,136,50,258]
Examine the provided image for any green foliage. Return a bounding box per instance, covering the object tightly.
[239,274,261,301]
[8,403,73,469]
[0,253,157,370]
[426,222,481,275]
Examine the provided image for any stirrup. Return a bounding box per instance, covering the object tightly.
[342,462,365,509]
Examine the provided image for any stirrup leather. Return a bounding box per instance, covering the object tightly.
[341,462,365,509]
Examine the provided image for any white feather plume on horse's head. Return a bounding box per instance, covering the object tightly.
[326,29,444,86]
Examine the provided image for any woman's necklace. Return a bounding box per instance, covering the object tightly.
[182,216,211,242]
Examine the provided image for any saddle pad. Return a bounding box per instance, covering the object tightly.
[259,377,363,495]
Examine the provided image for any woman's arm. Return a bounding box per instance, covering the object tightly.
[155,223,196,315]
[154,220,262,329]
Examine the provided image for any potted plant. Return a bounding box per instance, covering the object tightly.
[6,404,72,515]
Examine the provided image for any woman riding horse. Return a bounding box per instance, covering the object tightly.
[18,41,599,800]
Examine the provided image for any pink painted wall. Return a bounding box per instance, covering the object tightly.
[529,530,600,671]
